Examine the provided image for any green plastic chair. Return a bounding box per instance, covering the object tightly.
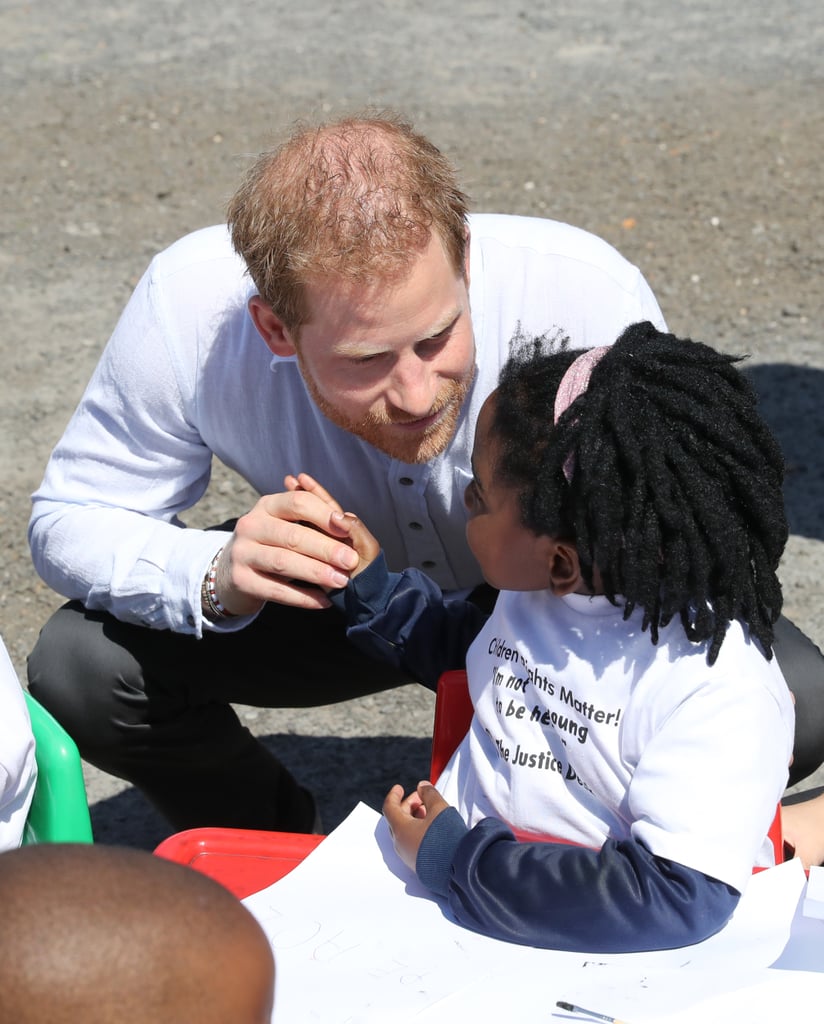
[21,691,94,845]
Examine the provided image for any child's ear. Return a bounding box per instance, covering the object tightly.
[547,540,583,596]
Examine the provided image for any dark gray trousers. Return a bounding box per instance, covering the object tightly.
[27,599,414,833]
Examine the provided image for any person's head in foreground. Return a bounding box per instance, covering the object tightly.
[468,319,787,662]
[228,112,475,465]
[0,843,274,1024]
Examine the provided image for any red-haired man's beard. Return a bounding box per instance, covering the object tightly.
[300,366,474,464]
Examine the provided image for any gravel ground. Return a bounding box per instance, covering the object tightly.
[1,0,822,849]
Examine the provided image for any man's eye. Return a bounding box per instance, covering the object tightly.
[418,331,450,356]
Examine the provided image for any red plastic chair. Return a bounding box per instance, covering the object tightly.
[429,668,474,781]
[153,827,324,898]
[154,668,785,896]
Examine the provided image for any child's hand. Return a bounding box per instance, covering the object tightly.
[284,472,344,516]
[328,510,381,577]
[382,781,450,873]
[285,472,380,579]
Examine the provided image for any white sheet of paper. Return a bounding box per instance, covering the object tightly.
[803,863,824,919]
[243,802,823,1023]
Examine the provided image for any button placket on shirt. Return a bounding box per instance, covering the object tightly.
[390,466,453,582]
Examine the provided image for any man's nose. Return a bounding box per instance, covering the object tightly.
[387,356,439,417]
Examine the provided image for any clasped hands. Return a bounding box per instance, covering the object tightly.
[208,472,380,618]
[211,471,452,869]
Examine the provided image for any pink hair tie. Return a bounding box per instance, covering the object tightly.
[553,345,609,480]
[553,346,610,424]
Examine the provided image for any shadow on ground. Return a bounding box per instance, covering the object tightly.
[89,732,433,849]
[746,363,824,542]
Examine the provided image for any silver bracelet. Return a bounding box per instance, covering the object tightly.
[201,548,234,619]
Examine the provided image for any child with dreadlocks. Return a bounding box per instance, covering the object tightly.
[298,320,795,952]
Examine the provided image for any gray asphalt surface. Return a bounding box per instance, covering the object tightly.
[1,0,822,849]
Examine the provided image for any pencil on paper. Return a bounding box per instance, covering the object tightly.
[555,1000,632,1024]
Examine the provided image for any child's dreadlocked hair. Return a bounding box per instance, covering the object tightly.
[490,320,787,664]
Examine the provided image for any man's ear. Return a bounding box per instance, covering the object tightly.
[248,296,297,357]
[547,539,583,596]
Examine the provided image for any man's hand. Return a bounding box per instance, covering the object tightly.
[286,472,381,578]
[212,482,360,616]
[383,781,450,873]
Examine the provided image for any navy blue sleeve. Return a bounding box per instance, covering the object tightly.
[416,813,740,952]
[328,554,489,689]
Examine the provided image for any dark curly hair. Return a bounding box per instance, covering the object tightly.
[490,321,787,664]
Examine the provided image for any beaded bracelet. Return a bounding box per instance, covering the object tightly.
[201,548,234,620]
